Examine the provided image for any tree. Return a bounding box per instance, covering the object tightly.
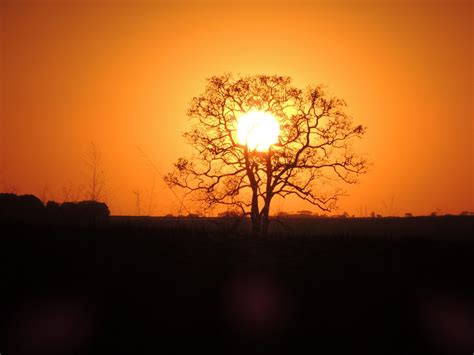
[166,74,367,236]
[84,142,105,202]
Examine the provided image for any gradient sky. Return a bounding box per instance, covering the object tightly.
[1,0,472,216]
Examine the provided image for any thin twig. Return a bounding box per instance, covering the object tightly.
[136,145,191,215]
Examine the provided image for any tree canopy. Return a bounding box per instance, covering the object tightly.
[166,74,367,235]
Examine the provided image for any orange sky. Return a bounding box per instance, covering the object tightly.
[1,0,472,216]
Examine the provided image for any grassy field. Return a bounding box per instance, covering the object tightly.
[1,216,473,354]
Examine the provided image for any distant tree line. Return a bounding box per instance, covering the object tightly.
[0,193,109,225]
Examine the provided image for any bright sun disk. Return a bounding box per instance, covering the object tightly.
[236,110,280,152]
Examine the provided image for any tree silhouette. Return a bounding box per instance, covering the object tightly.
[166,74,367,235]
[84,142,105,202]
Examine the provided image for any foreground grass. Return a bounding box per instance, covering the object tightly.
[0,219,473,355]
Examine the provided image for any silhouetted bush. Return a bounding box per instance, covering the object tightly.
[47,200,109,225]
[0,193,44,222]
[46,200,60,210]
[218,210,241,217]
[0,193,109,225]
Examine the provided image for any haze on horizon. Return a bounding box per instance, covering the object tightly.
[1,0,472,216]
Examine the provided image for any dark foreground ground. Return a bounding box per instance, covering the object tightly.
[1,216,473,355]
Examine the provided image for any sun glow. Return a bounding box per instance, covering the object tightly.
[236,110,280,152]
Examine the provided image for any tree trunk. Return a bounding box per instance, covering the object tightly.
[261,205,270,236]
[250,188,261,236]
[261,150,272,237]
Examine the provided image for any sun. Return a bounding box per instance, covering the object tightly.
[236,110,280,152]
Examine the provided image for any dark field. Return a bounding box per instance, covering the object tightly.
[1,216,473,355]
